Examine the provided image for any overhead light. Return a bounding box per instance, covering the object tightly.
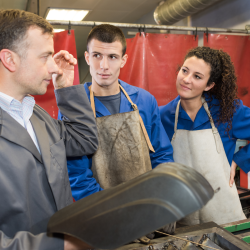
[45,8,89,21]
[53,29,66,33]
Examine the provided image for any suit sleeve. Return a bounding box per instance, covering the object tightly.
[149,97,174,168]
[232,100,250,173]
[0,231,63,250]
[58,100,102,200]
[54,84,98,157]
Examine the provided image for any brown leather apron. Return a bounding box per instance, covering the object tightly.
[89,84,154,189]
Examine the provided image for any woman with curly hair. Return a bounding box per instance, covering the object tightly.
[160,46,247,225]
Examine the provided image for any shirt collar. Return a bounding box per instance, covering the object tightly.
[170,95,220,115]
[22,95,36,109]
[0,92,14,107]
[0,92,35,114]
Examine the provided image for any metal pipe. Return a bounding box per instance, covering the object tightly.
[48,20,248,34]
[154,0,223,25]
[37,0,40,16]
[187,16,191,35]
[25,0,31,11]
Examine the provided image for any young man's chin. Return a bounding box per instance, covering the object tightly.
[96,81,116,88]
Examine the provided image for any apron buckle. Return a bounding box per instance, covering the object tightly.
[132,104,138,111]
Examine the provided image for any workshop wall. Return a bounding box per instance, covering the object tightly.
[136,0,250,46]
[78,0,250,94]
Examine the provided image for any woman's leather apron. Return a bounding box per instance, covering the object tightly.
[89,85,154,189]
[171,98,246,225]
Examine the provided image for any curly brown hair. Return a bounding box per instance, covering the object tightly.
[184,46,240,135]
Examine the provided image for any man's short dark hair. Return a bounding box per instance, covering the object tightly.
[0,9,53,57]
[87,24,127,56]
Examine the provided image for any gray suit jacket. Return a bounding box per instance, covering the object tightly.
[0,85,98,250]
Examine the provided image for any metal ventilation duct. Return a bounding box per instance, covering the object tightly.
[154,0,223,25]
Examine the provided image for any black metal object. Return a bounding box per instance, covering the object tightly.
[68,21,71,34]
[239,187,250,199]
[205,27,209,42]
[47,163,214,249]
[194,27,197,41]
[138,25,146,36]
[238,187,250,218]
[143,24,146,36]
[115,222,250,250]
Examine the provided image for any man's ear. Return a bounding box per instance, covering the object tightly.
[0,49,18,72]
[205,82,215,91]
[121,54,128,68]
[85,51,90,65]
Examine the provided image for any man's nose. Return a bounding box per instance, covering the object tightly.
[48,57,59,75]
[100,56,109,70]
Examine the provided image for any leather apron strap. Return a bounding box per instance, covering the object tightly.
[89,85,155,153]
[89,86,96,118]
[172,97,221,153]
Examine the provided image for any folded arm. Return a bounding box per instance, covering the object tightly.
[148,97,174,168]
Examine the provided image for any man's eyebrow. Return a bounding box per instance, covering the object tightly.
[109,53,120,57]
[40,51,54,56]
[91,51,101,54]
[91,51,120,56]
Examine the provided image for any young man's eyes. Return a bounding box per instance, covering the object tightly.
[92,54,117,59]
[93,54,101,58]
[41,55,49,61]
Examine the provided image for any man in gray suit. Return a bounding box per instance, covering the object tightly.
[0,9,98,250]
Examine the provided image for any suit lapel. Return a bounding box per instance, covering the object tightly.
[30,114,51,172]
[0,108,42,163]
[31,113,65,211]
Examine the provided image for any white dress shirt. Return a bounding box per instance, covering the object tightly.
[0,92,41,153]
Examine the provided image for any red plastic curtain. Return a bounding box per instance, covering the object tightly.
[120,33,198,106]
[34,30,80,118]
[204,33,250,107]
